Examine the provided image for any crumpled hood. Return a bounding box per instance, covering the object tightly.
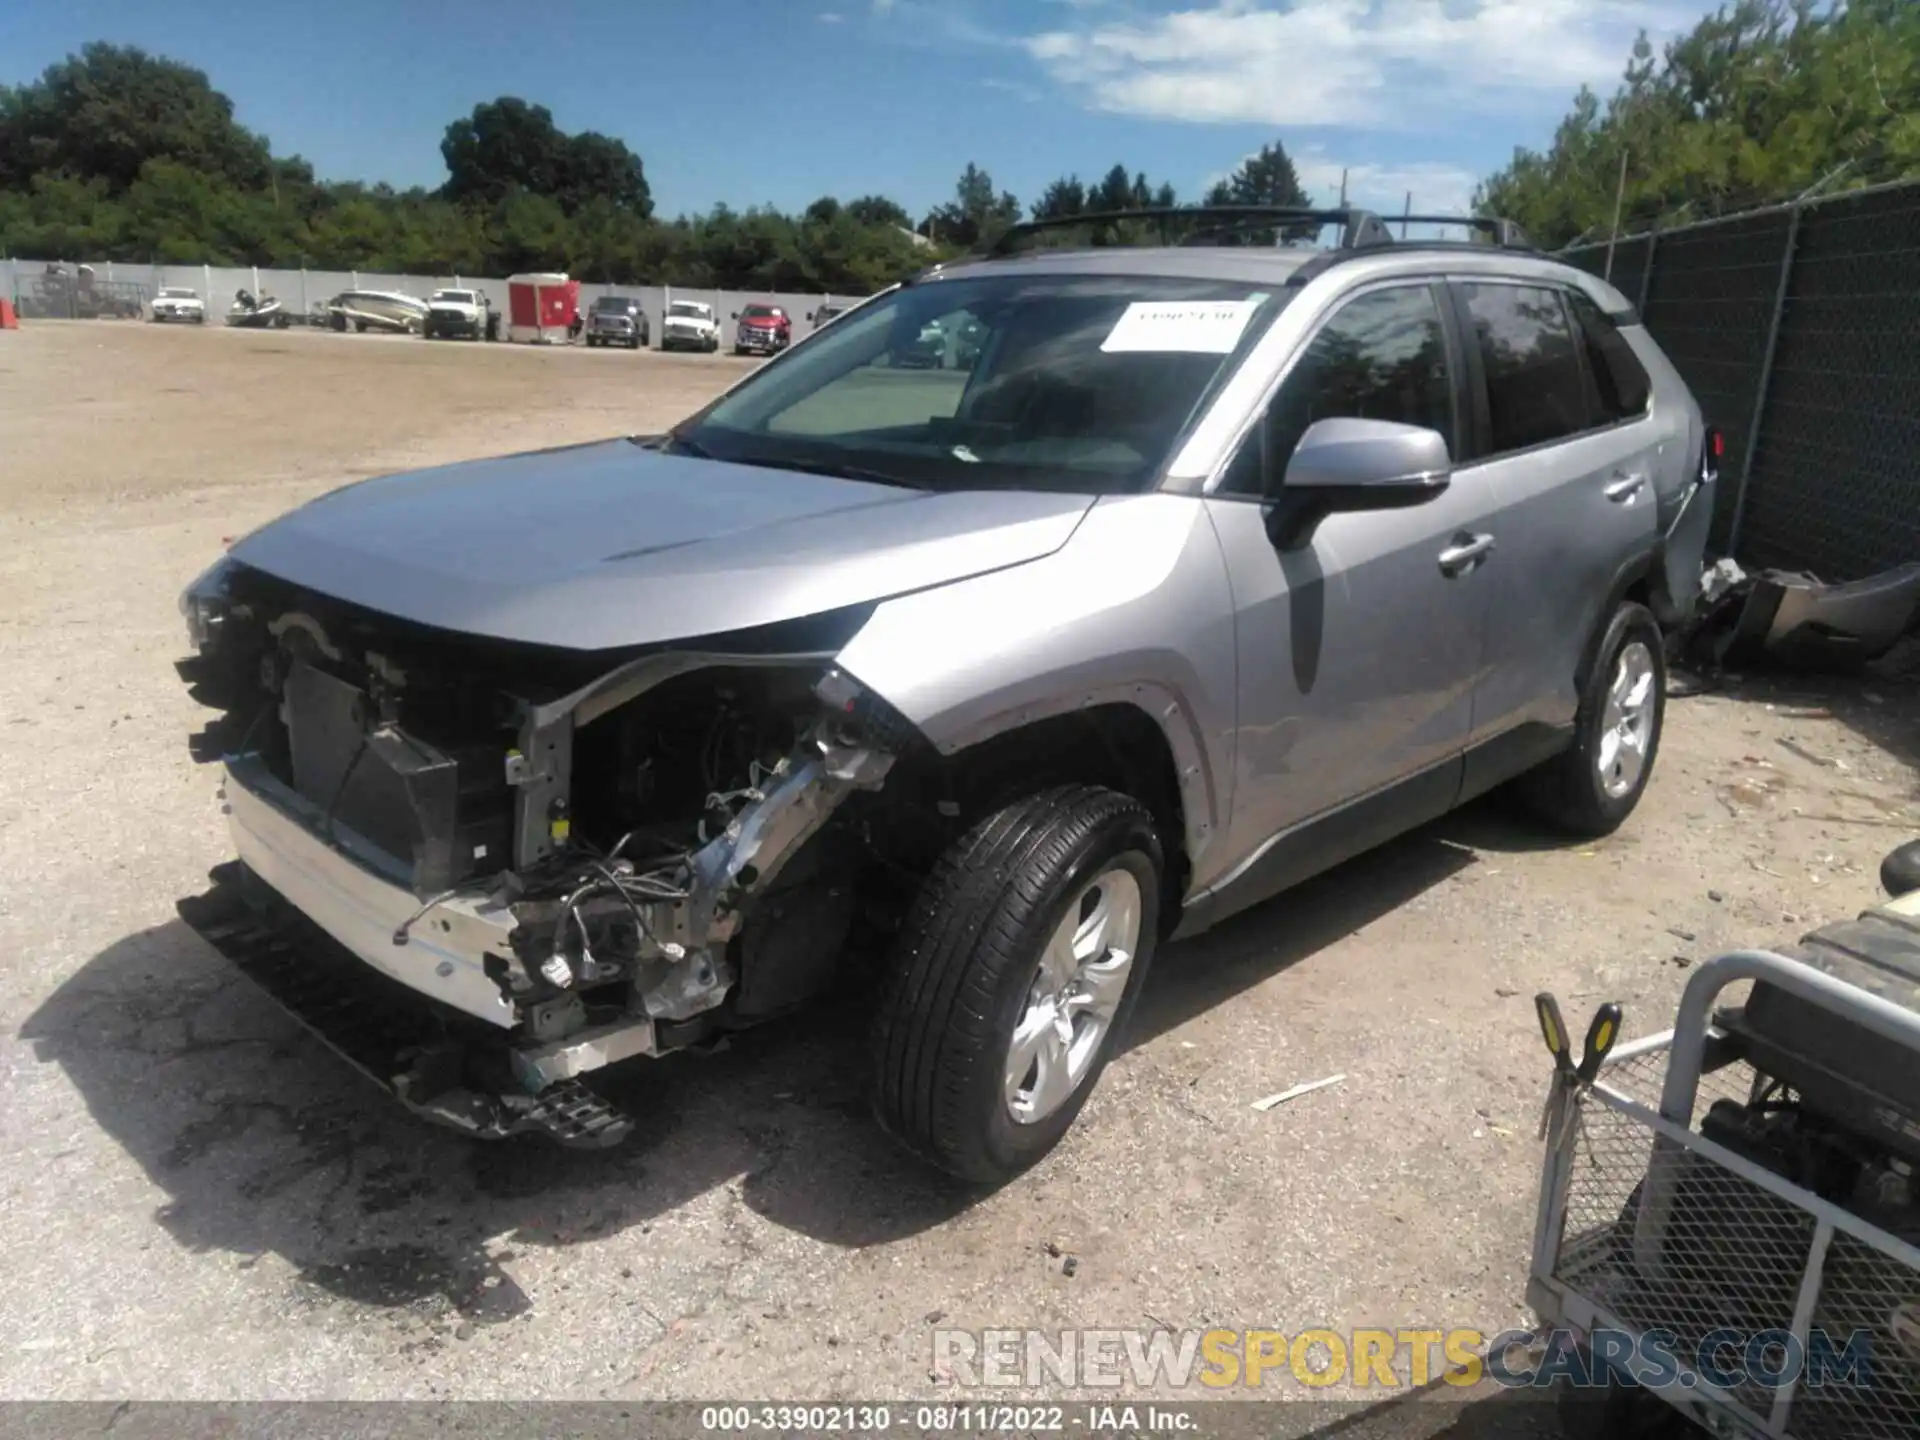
[227,439,1093,650]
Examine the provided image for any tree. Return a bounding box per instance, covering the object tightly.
[845,194,910,230]
[0,43,272,194]
[0,42,957,288]
[1477,0,1920,247]
[1203,141,1309,208]
[924,162,1021,246]
[440,97,650,216]
[1031,175,1087,221]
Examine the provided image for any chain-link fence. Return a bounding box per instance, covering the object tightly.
[1565,180,1920,582]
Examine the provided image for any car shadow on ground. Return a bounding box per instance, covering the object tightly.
[1127,822,1482,1045]
[18,805,1525,1327]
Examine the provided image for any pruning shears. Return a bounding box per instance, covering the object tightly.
[1535,993,1622,1139]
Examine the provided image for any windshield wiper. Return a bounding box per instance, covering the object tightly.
[655,432,712,458]
[722,453,929,490]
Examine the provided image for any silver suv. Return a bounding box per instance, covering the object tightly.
[175,207,1717,1182]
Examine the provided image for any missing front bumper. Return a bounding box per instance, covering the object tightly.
[178,861,636,1147]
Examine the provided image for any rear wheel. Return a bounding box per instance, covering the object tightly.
[1519,601,1666,837]
[871,785,1161,1184]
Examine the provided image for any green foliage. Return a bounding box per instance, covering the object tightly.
[922,162,1022,246]
[440,98,650,216]
[1478,0,1920,247]
[0,42,954,291]
[0,42,272,193]
[1203,142,1309,209]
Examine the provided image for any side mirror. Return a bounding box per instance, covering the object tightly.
[1265,418,1451,548]
[1282,417,1451,508]
[730,311,740,319]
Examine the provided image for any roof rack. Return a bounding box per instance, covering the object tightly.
[1393,214,1535,249]
[984,206,1395,257]
[980,204,1534,258]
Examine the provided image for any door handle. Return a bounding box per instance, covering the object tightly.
[1604,472,1647,503]
[1437,533,1495,576]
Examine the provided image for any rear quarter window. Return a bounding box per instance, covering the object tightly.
[1567,289,1653,423]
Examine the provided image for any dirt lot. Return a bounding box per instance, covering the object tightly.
[1,322,1915,1422]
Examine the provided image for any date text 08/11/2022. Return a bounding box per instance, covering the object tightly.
[699,1404,1199,1433]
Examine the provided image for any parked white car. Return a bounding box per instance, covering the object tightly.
[150,287,207,324]
[660,300,720,353]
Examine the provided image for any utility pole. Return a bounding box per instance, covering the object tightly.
[1338,169,1349,206]
[1603,148,1630,282]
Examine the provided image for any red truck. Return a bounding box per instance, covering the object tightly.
[732,302,792,356]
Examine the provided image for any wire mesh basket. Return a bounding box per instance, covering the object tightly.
[1530,952,1920,1440]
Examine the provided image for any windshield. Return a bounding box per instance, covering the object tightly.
[674,273,1286,494]
[159,288,197,299]
[435,290,476,304]
[594,296,632,312]
[668,303,709,319]
[742,305,781,319]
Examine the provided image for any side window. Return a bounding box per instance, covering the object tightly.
[1459,283,1591,455]
[1567,289,1652,423]
[1219,284,1455,497]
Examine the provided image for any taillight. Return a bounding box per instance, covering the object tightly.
[1702,425,1724,483]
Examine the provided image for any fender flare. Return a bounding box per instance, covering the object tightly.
[846,669,1226,883]
[1577,546,1659,697]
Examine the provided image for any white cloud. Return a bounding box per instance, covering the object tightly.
[872,0,897,13]
[1295,154,1479,214]
[1023,0,1698,129]
[818,10,846,22]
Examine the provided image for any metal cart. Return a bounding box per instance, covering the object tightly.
[1527,892,1920,1438]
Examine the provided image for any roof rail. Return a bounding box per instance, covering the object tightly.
[983,205,1397,258]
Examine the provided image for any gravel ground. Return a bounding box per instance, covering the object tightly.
[1,322,1914,1428]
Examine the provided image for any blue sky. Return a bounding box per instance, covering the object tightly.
[2,0,1710,220]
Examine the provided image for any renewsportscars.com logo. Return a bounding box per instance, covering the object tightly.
[931,1326,1879,1393]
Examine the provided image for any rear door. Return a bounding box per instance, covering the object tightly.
[1448,279,1663,778]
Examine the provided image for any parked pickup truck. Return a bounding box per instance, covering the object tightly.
[733,302,792,356]
[660,299,721,353]
[585,295,651,350]
[423,288,492,341]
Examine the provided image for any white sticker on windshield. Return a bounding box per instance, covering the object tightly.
[1101,299,1258,354]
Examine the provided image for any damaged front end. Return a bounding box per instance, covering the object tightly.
[175,559,909,1146]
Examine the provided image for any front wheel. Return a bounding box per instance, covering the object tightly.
[1518,601,1667,837]
[871,785,1162,1184]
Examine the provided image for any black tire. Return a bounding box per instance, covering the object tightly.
[871,785,1162,1184]
[1518,601,1667,837]
[1883,840,1920,898]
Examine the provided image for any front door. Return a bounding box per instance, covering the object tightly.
[1203,280,1498,896]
